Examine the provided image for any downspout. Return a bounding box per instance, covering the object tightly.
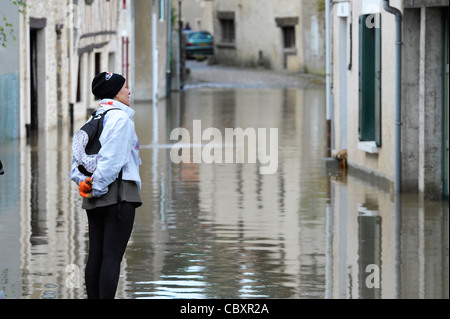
[325,0,333,157]
[383,0,403,193]
[152,10,159,144]
[166,0,172,98]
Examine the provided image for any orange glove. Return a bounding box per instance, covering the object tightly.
[79,178,93,199]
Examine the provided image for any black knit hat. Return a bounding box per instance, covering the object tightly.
[92,72,126,99]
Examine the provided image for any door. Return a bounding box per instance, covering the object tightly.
[29,18,46,136]
[30,29,39,133]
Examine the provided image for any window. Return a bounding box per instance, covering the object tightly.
[159,0,165,21]
[282,26,296,49]
[275,17,298,51]
[220,19,235,43]
[217,11,235,44]
[359,14,381,146]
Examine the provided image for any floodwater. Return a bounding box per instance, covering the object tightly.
[0,87,448,299]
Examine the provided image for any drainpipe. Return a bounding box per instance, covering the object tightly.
[383,0,403,193]
[325,0,333,157]
[152,12,158,104]
[153,11,159,144]
[166,0,172,98]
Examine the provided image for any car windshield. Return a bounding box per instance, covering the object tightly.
[188,32,212,41]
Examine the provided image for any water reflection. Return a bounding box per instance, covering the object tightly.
[0,87,448,299]
[0,128,87,299]
[327,175,449,299]
[130,88,329,299]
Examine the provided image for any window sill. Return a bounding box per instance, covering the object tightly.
[283,48,297,55]
[358,141,379,154]
[216,42,236,49]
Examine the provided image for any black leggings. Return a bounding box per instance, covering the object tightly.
[85,202,135,299]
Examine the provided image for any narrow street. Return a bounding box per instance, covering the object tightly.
[184,59,325,89]
[0,62,448,299]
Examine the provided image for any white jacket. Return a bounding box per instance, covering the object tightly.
[71,99,142,197]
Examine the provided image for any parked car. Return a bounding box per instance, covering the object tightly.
[184,31,214,59]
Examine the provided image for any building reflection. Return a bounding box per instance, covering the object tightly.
[18,126,89,299]
[327,174,449,299]
[127,88,329,298]
[0,139,21,298]
[0,124,87,298]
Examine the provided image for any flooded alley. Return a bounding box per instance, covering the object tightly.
[0,62,448,300]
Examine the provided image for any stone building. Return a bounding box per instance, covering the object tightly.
[134,0,170,101]
[180,0,325,74]
[211,0,325,73]
[72,0,135,121]
[0,0,170,142]
[329,0,449,199]
[178,0,214,33]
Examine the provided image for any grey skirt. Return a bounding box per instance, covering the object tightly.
[82,179,142,210]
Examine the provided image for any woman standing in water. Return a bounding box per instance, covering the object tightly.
[71,72,142,299]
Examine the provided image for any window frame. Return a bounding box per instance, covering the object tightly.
[282,26,296,49]
[220,18,235,44]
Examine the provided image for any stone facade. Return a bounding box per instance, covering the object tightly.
[0,0,169,142]
[180,0,325,74]
[330,0,449,198]
[211,0,325,73]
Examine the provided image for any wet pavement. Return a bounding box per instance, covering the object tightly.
[0,62,448,299]
[184,59,325,89]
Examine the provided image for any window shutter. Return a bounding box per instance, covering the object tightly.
[374,21,382,146]
[359,14,382,146]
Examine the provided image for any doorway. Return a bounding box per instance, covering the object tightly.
[30,29,39,133]
[29,18,46,136]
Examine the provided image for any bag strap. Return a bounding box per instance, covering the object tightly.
[94,107,121,119]
[99,108,124,213]
[116,168,123,218]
